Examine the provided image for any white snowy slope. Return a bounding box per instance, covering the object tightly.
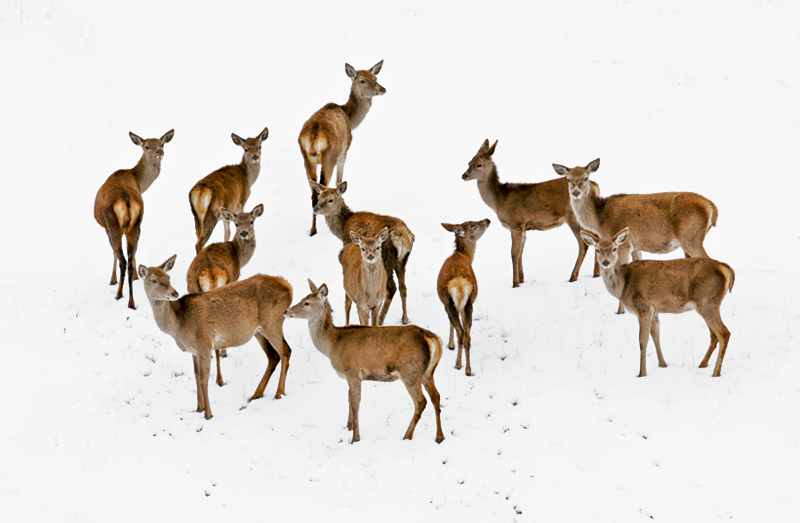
[1,0,799,521]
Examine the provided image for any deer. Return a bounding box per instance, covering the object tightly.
[462,139,600,288]
[139,255,292,420]
[553,158,719,313]
[189,127,269,254]
[283,280,444,444]
[340,228,389,326]
[299,60,386,236]
[186,203,264,386]
[580,228,734,378]
[94,129,174,309]
[311,180,414,325]
[437,219,491,376]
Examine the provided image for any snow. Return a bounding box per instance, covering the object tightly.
[2,0,799,521]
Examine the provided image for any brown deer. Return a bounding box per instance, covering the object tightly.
[139,255,292,420]
[283,280,444,444]
[311,180,413,325]
[186,203,264,386]
[553,158,718,313]
[340,228,389,326]
[437,219,491,376]
[462,139,599,288]
[299,60,386,236]
[94,129,174,309]
[581,228,734,378]
[189,127,269,253]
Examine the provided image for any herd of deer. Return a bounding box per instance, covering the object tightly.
[93,60,734,444]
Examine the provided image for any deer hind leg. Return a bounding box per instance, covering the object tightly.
[194,352,213,419]
[636,308,655,377]
[347,378,362,443]
[196,212,218,254]
[303,154,321,237]
[422,374,445,443]
[698,308,730,377]
[397,255,410,324]
[402,381,428,441]
[344,295,353,325]
[335,152,347,186]
[443,296,464,367]
[109,253,118,285]
[105,225,127,302]
[462,300,474,376]
[192,355,203,412]
[378,272,398,326]
[567,223,591,282]
[125,227,140,310]
[650,313,667,368]
[214,349,224,387]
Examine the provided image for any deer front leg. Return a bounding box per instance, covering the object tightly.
[636,308,654,378]
[650,313,667,368]
[510,229,525,288]
[347,379,362,443]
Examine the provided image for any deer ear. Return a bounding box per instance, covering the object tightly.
[160,129,175,143]
[231,133,244,146]
[309,181,324,194]
[161,255,177,272]
[251,204,264,218]
[552,164,569,176]
[308,279,318,292]
[370,60,384,75]
[318,284,329,298]
[219,209,235,222]
[441,223,456,232]
[486,140,498,156]
[258,127,269,142]
[138,265,149,278]
[377,227,389,243]
[613,227,629,246]
[345,63,356,79]
[350,231,362,245]
[580,230,599,247]
[480,139,490,152]
[587,158,600,174]
[129,132,144,146]
[336,181,348,195]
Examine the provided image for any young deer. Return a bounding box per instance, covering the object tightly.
[581,228,734,378]
[284,280,444,444]
[94,129,174,309]
[189,127,269,253]
[340,227,389,326]
[139,255,292,419]
[553,158,719,313]
[186,204,264,386]
[311,180,413,325]
[299,61,386,236]
[462,139,599,288]
[437,219,491,376]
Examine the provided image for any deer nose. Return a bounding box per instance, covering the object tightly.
[171,291,179,298]
[252,154,259,161]
[379,86,386,93]
[367,254,375,261]
[240,231,248,238]
[156,149,164,156]
[601,260,610,268]
[572,190,581,198]
[462,172,469,180]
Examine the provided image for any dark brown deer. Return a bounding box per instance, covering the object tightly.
[581,228,734,377]
[189,127,269,253]
[340,228,389,326]
[94,129,174,309]
[311,180,413,324]
[437,219,491,376]
[462,139,599,288]
[284,280,444,443]
[299,61,386,236]
[139,255,292,420]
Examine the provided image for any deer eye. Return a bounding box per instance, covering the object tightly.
[151,279,157,283]
[304,302,310,307]
[360,80,366,84]
[476,163,482,168]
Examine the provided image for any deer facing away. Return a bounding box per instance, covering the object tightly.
[311,180,414,325]
[189,127,269,254]
[462,139,599,288]
[186,203,264,386]
[581,228,734,378]
[94,129,174,309]
[340,227,389,326]
[284,280,444,444]
[300,60,386,236]
[437,219,491,376]
[139,255,292,419]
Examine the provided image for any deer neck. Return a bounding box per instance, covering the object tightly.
[240,157,261,187]
[232,236,256,268]
[476,165,503,212]
[361,258,384,280]
[454,238,477,262]
[134,155,162,193]
[342,90,373,130]
[306,303,338,359]
[600,263,627,301]
[146,296,183,339]
[571,190,602,234]
[325,204,355,242]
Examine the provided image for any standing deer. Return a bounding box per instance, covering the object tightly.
[311,180,414,324]
[94,129,174,309]
[462,139,599,288]
[299,60,386,236]
[283,280,444,444]
[189,127,269,254]
[581,228,734,377]
[139,255,292,419]
[186,204,264,386]
[553,158,718,313]
[437,219,491,376]
[340,228,389,326]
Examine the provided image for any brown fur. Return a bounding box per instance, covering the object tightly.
[189,127,268,253]
[140,256,292,420]
[94,129,174,309]
[462,140,600,288]
[312,180,414,324]
[284,280,444,444]
[582,228,734,378]
[299,61,386,236]
[340,228,389,326]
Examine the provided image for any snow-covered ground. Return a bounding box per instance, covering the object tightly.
[2,1,799,521]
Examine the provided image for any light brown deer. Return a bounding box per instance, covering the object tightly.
[94,129,174,309]
[581,228,734,378]
[437,219,491,376]
[186,203,264,386]
[189,127,269,253]
[553,158,719,313]
[462,139,599,288]
[299,60,386,236]
[283,280,444,444]
[311,180,413,325]
[340,227,389,326]
[139,255,292,419]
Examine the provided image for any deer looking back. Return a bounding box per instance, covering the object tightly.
[462,139,599,288]
[189,127,269,253]
[300,60,386,236]
[94,129,174,309]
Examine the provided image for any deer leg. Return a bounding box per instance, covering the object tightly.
[463,300,474,376]
[698,309,730,377]
[222,219,231,242]
[568,225,590,282]
[378,273,397,326]
[344,295,353,325]
[356,306,370,326]
[510,229,524,287]
[370,306,380,326]
[448,324,455,350]
[125,227,140,310]
[347,379,362,443]
[636,308,654,377]
[335,152,347,186]
[195,352,213,419]
[196,213,218,254]
[650,313,667,368]
[443,297,464,368]
[109,253,118,285]
[214,349,224,387]
[192,354,203,413]
[422,375,445,443]
[402,381,427,441]
[397,256,410,324]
